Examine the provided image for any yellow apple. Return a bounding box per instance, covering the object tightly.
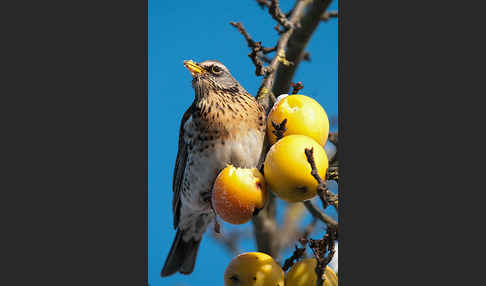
[285,258,338,286]
[212,165,267,224]
[224,252,285,286]
[267,94,330,146]
[263,135,328,202]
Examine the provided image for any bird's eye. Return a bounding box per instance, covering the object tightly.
[211,65,222,74]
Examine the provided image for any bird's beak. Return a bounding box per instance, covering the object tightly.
[184,60,205,77]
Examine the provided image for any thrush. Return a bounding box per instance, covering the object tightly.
[161,60,267,276]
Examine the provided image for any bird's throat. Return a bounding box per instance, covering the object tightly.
[192,90,263,134]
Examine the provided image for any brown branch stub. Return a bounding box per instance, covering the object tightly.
[321,10,338,22]
[290,81,304,94]
[213,216,221,234]
[274,24,284,34]
[271,118,287,141]
[282,244,306,271]
[302,51,311,62]
[256,0,271,9]
[328,132,338,146]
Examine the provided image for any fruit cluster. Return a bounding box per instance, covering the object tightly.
[210,94,336,285]
[224,252,337,286]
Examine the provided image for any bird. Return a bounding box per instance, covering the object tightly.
[161,60,267,276]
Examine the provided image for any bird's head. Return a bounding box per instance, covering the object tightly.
[184,60,243,98]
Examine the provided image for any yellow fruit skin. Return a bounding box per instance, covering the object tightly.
[285,258,338,286]
[267,94,330,146]
[212,165,267,224]
[225,252,285,286]
[263,135,328,202]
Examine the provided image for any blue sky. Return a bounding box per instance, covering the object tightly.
[149,1,338,285]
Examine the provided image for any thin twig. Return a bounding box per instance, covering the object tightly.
[269,0,294,30]
[274,24,284,34]
[257,0,309,112]
[229,22,270,76]
[282,244,306,271]
[304,147,329,209]
[304,147,339,210]
[229,21,256,46]
[303,200,338,229]
[309,228,337,286]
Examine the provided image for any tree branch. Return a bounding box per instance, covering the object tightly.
[303,200,337,229]
[230,22,272,76]
[257,0,309,112]
[281,244,306,271]
[304,147,339,210]
[278,202,307,250]
[309,228,337,286]
[273,0,334,96]
[231,0,338,263]
[268,0,294,30]
[251,193,279,257]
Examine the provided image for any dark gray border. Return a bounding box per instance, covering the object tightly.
[1,0,148,284]
[339,0,476,284]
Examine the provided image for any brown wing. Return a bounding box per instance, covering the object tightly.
[172,103,194,229]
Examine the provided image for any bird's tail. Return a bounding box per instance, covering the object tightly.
[161,229,202,277]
